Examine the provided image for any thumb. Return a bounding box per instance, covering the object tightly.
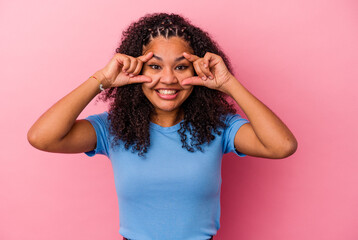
[127,74,152,84]
[181,76,204,86]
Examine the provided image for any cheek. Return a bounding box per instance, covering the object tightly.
[179,82,193,90]
[141,84,152,95]
[177,67,195,90]
[141,68,159,88]
[178,77,195,90]
[142,78,159,89]
[188,87,194,95]
[182,87,194,98]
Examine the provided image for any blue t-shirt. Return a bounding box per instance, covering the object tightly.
[84,112,249,240]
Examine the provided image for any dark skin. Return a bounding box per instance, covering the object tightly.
[140,36,195,127]
[28,36,297,159]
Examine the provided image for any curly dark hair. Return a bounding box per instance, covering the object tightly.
[98,12,238,156]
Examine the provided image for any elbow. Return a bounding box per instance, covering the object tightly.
[282,140,298,158]
[268,138,298,159]
[27,129,50,151]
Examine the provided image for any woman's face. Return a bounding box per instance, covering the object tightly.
[141,36,195,116]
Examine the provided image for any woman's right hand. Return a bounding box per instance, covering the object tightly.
[27,52,154,153]
[96,52,154,89]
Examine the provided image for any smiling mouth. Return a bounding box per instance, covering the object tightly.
[155,89,179,95]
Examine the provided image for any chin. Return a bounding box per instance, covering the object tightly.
[153,104,181,113]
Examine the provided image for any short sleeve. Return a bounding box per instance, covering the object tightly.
[222,114,250,157]
[84,111,110,157]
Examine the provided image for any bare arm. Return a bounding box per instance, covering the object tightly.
[226,77,298,159]
[27,52,154,153]
[27,72,104,153]
[181,51,298,159]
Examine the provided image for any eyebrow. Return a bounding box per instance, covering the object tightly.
[152,54,186,62]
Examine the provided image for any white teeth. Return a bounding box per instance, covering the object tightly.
[157,89,177,95]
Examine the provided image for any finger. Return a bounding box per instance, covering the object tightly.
[138,51,154,62]
[131,60,143,76]
[200,61,214,80]
[183,52,200,62]
[193,61,208,81]
[203,59,208,68]
[128,52,153,77]
[142,76,160,89]
[204,52,220,68]
[181,76,205,86]
[126,57,138,75]
[121,56,131,73]
[203,52,213,63]
[127,75,152,84]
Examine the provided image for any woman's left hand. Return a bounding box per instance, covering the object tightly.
[181,52,235,94]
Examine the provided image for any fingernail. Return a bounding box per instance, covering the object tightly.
[202,76,206,80]
[129,74,134,77]
[209,76,213,79]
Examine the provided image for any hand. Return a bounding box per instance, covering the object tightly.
[96,52,154,89]
[181,52,234,94]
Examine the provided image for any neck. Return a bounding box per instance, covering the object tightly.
[151,108,184,127]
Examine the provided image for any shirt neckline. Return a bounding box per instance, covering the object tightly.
[149,120,183,133]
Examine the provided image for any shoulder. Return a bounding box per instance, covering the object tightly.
[85,111,110,124]
[223,113,249,127]
[90,111,109,119]
[220,112,249,137]
[84,111,111,136]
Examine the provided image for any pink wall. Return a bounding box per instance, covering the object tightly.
[1,0,357,239]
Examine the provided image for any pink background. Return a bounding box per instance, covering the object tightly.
[1,0,357,239]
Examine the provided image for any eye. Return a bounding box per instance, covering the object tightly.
[176,65,189,70]
[148,64,160,70]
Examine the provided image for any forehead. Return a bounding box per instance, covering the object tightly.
[142,36,193,55]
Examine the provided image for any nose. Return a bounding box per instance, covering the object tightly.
[159,67,178,85]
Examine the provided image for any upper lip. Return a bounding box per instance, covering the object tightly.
[155,88,181,91]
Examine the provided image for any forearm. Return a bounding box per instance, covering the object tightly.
[27,72,104,147]
[223,76,297,154]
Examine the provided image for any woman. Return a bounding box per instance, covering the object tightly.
[28,12,297,240]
